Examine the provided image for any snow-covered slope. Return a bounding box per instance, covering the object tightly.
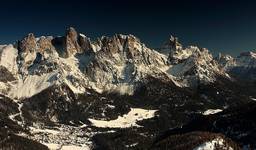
[0,44,18,74]
[88,108,157,128]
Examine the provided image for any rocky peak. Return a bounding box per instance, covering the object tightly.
[37,36,54,53]
[64,27,81,57]
[169,35,182,50]
[16,33,38,65]
[162,36,194,64]
[78,34,92,53]
[125,35,143,59]
[18,33,37,54]
[66,27,77,37]
[93,34,145,59]
[158,35,182,56]
[168,45,200,65]
[162,35,182,50]
[99,35,123,54]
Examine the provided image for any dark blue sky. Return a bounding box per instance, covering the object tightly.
[1,0,256,55]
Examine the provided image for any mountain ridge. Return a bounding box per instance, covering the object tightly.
[0,27,254,100]
[0,27,256,149]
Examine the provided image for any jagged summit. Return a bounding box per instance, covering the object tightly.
[165,35,182,50]
[18,33,37,53]
[0,28,170,99]
[159,35,182,56]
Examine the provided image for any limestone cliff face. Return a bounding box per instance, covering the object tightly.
[37,36,54,53]
[78,34,92,53]
[64,27,81,57]
[17,33,37,65]
[18,33,37,54]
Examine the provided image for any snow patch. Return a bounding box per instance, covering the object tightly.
[0,44,18,73]
[43,143,90,150]
[79,33,86,38]
[88,108,157,128]
[250,97,256,101]
[193,138,233,150]
[59,56,86,94]
[61,145,90,150]
[43,143,61,150]
[106,104,115,109]
[29,127,60,135]
[9,72,58,99]
[125,142,138,148]
[203,109,223,115]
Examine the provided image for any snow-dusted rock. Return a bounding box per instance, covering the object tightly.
[193,137,233,150]
[168,46,227,87]
[0,44,18,76]
[160,35,182,57]
[84,34,170,94]
[0,28,244,99]
[17,33,37,65]
[64,27,82,57]
[37,36,55,58]
[0,30,171,98]
[78,33,92,53]
[216,51,256,80]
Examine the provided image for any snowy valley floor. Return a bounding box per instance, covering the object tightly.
[15,108,158,150]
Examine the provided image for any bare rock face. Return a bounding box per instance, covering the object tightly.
[64,27,81,57]
[126,35,142,59]
[164,36,216,66]
[168,36,182,51]
[100,35,123,54]
[37,36,54,53]
[18,33,37,54]
[167,36,187,64]
[159,35,183,58]
[17,33,37,65]
[0,66,16,82]
[78,34,92,53]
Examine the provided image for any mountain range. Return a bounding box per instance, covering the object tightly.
[0,27,255,150]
